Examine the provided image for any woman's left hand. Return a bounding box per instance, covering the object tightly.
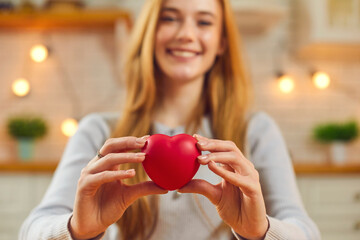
[178,134,269,240]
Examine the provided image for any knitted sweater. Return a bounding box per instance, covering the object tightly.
[19,112,321,240]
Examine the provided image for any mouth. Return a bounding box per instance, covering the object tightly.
[166,49,201,58]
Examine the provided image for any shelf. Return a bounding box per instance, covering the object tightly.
[230,0,287,34]
[0,9,132,30]
[294,163,360,175]
[1,161,360,175]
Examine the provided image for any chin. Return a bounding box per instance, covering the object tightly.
[166,69,201,83]
[169,75,198,83]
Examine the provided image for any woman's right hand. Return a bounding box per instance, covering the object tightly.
[69,136,168,239]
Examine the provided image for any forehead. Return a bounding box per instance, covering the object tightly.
[161,0,222,16]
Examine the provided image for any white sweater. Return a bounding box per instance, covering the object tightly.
[19,112,321,240]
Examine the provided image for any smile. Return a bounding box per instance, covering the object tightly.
[167,49,200,58]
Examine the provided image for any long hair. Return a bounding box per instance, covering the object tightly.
[113,0,252,239]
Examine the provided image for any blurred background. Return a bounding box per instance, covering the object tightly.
[0,0,359,239]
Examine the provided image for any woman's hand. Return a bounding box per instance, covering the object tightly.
[178,134,269,240]
[69,136,168,240]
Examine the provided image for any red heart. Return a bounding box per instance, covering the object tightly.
[141,134,201,190]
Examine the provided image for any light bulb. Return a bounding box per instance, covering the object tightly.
[278,75,295,94]
[30,44,48,63]
[313,71,330,89]
[61,118,78,137]
[12,78,30,97]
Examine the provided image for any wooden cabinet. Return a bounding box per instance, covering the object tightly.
[300,0,360,43]
[0,173,52,240]
[0,163,360,239]
[297,175,360,240]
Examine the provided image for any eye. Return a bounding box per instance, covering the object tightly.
[160,16,178,22]
[198,20,213,26]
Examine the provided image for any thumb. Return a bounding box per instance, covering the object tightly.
[125,181,168,204]
[178,179,221,205]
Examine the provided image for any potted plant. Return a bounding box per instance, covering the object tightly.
[7,115,48,161]
[313,120,358,164]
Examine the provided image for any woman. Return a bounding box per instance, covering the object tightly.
[20,0,321,239]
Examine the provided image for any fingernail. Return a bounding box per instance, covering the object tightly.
[126,169,135,174]
[141,135,150,139]
[197,140,207,146]
[194,134,205,138]
[136,136,149,144]
[135,152,146,157]
[198,155,208,160]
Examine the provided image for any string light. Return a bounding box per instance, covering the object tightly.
[277,74,295,94]
[30,44,48,63]
[12,78,30,97]
[61,118,78,137]
[312,71,330,89]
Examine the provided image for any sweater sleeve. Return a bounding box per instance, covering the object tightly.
[232,112,321,240]
[19,113,111,240]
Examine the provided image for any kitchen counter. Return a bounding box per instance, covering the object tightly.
[0,161,57,173]
[1,161,360,174]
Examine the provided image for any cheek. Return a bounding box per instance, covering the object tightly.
[155,30,165,53]
[156,26,175,50]
[201,31,221,55]
[155,29,167,66]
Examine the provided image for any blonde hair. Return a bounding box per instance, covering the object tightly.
[113,0,252,239]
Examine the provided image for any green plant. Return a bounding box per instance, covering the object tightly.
[7,116,47,139]
[313,120,359,143]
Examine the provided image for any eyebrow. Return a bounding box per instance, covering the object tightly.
[161,7,216,19]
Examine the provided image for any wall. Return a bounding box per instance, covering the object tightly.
[1,0,359,164]
[0,30,126,160]
[240,0,360,163]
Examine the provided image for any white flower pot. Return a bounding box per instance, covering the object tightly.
[330,141,346,165]
[18,137,35,161]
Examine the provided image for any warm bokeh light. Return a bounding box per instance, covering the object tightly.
[61,118,78,137]
[30,44,48,63]
[278,75,295,94]
[12,78,30,97]
[313,71,330,89]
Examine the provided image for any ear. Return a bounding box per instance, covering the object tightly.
[216,36,227,56]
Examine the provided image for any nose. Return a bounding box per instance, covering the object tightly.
[175,17,196,43]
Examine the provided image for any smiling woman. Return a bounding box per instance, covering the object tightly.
[155,0,224,83]
[19,0,321,240]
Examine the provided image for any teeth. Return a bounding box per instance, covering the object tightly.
[171,50,197,57]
